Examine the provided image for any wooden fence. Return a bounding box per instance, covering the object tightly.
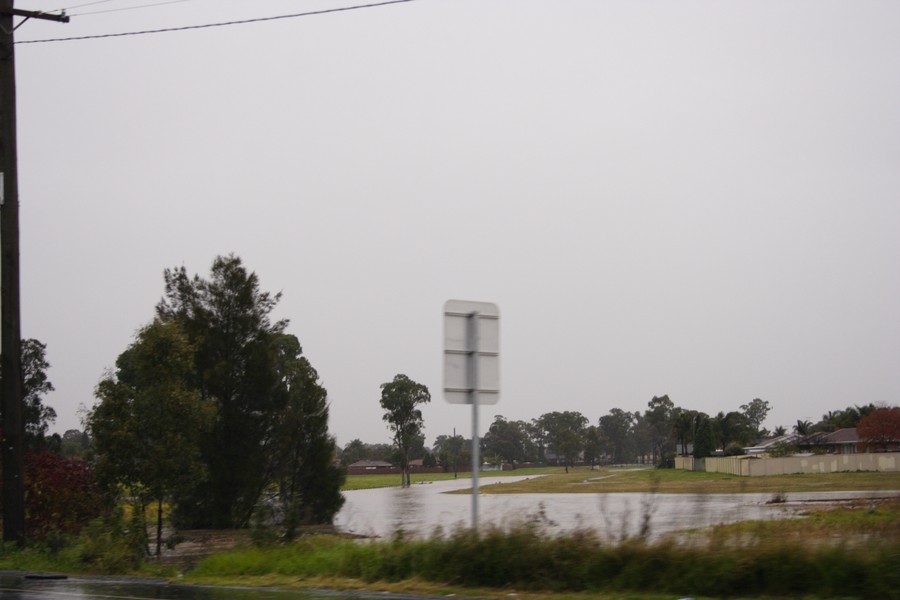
[675,453,899,476]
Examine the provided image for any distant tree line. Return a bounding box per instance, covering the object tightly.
[346,396,898,470]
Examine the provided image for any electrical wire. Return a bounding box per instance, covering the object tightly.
[51,0,120,13]
[71,0,198,17]
[17,0,417,43]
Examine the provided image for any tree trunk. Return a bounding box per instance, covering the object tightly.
[156,498,163,558]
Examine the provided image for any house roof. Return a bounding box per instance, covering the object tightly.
[743,433,798,453]
[797,428,859,446]
[348,460,392,468]
[824,428,859,444]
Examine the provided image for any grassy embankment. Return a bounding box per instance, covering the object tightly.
[342,466,554,490]
[347,464,900,494]
[181,467,900,598]
[185,496,900,599]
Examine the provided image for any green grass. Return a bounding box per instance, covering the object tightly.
[0,541,176,578]
[343,467,562,491]
[700,496,900,544]
[348,465,900,495]
[184,500,900,599]
[469,466,900,495]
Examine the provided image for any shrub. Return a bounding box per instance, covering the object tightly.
[77,506,147,573]
[22,453,105,541]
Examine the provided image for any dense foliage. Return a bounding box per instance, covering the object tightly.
[90,320,210,554]
[89,255,344,531]
[379,374,431,487]
[857,406,900,451]
[23,453,104,541]
[0,338,57,453]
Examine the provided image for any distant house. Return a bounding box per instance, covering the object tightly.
[408,458,424,469]
[796,428,860,455]
[743,434,799,455]
[347,460,393,470]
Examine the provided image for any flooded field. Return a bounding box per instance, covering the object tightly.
[335,475,899,540]
[0,576,356,599]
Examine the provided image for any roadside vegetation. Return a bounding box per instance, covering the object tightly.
[181,497,900,599]
[3,475,898,599]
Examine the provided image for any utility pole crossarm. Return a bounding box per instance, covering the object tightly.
[1,8,69,23]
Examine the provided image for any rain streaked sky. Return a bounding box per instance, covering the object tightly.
[14,0,900,447]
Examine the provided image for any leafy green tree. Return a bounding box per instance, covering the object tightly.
[157,255,287,527]
[433,433,468,476]
[599,408,635,464]
[582,425,604,469]
[59,429,90,457]
[379,374,431,487]
[147,254,343,529]
[408,433,428,460]
[644,395,674,466]
[526,419,548,463]
[536,411,588,472]
[482,415,535,468]
[1,339,58,453]
[793,419,813,435]
[632,412,654,465]
[341,439,367,465]
[814,404,875,432]
[740,398,771,438]
[692,414,716,458]
[422,450,437,468]
[268,334,345,538]
[714,411,753,449]
[89,320,211,556]
[672,408,698,456]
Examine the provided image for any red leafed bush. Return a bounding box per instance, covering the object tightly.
[23,453,106,540]
[857,406,900,452]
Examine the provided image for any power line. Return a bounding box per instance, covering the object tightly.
[52,0,118,11]
[16,0,418,44]
[71,0,197,17]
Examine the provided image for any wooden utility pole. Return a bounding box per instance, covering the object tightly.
[0,0,67,545]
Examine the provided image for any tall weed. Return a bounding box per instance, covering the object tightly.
[188,499,900,599]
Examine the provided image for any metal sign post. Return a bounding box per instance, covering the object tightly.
[443,300,499,530]
[467,311,480,526]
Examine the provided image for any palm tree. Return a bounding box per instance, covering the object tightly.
[794,419,812,435]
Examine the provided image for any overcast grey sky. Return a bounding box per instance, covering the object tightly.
[14,0,900,448]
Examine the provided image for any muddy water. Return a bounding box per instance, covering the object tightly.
[334,475,898,540]
[0,576,353,599]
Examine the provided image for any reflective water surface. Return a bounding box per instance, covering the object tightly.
[335,474,899,540]
[0,576,353,599]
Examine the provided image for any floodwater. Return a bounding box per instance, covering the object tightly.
[335,474,899,540]
[0,576,363,599]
